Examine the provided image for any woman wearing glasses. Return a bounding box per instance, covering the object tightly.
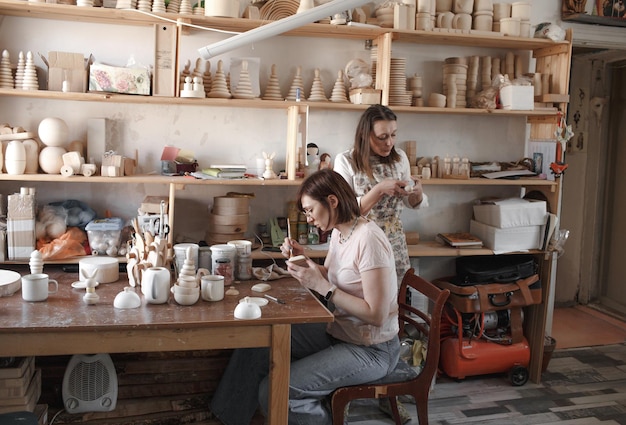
[334,104,428,289]
[210,169,399,424]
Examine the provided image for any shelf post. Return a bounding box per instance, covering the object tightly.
[285,105,308,180]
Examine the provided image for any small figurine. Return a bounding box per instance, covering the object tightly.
[319,153,332,170]
[82,269,100,305]
[262,151,277,179]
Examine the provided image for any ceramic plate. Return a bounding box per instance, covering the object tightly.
[0,270,21,297]
[71,280,100,289]
[239,297,269,306]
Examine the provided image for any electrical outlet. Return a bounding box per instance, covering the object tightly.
[569,131,587,153]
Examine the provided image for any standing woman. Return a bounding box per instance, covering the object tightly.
[334,104,428,287]
[210,169,400,424]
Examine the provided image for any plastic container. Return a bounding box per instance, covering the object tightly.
[85,217,124,256]
[210,244,236,275]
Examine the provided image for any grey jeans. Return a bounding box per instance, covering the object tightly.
[210,322,400,425]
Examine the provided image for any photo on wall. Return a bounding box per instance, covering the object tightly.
[596,0,626,17]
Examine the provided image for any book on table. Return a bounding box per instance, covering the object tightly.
[437,232,484,247]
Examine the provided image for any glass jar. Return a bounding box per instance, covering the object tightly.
[236,254,252,281]
[215,258,233,285]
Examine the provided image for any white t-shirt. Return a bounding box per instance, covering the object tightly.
[324,220,399,346]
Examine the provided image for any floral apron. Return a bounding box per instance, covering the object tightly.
[352,159,409,287]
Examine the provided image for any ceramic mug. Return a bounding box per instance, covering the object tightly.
[452,12,472,30]
[473,13,493,31]
[493,2,511,20]
[201,275,225,302]
[21,273,58,302]
[141,266,171,304]
[500,17,521,36]
[436,11,454,28]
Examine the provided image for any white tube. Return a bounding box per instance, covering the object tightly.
[198,0,376,60]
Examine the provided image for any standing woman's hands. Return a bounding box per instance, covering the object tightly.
[406,176,424,207]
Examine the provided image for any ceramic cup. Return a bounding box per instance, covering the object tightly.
[473,0,492,12]
[511,1,531,20]
[452,12,472,30]
[171,284,198,296]
[436,0,453,12]
[141,266,171,304]
[201,275,225,302]
[21,273,58,302]
[500,17,521,36]
[437,11,454,28]
[493,2,511,20]
[473,13,493,31]
[453,0,473,14]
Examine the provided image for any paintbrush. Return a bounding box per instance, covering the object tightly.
[287,219,293,257]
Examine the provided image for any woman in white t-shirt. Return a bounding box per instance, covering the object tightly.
[210,169,400,425]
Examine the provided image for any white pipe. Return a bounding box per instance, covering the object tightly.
[198,0,376,60]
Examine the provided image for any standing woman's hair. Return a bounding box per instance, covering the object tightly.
[352,104,400,178]
[297,169,360,224]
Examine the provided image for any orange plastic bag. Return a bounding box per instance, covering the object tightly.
[37,227,88,260]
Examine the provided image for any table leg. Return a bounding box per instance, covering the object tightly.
[267,323,291,425]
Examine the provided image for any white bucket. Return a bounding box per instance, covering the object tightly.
[210,244,237,275]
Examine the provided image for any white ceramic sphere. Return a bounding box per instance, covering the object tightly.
[38,117,69,147]
[39,146,67,174]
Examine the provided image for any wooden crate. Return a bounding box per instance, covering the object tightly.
[0,356,35,398]
[0,368,42,414]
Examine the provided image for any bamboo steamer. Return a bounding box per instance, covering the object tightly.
[205,230,246,244]
[212,196,250,215]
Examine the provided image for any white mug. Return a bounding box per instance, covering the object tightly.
[201,275,225,302]
[21,273,58,302]
[141,266,171,304]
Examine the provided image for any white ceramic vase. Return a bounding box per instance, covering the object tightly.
[5,140,26,175]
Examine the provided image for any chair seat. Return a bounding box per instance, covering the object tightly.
[370,360,420,385]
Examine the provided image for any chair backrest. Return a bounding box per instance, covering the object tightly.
[398,268,450,381]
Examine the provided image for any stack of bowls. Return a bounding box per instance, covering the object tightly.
[442,58,468,108]
[375,5,394,28]
[206,195,250,244]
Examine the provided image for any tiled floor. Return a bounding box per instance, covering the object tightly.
[348,306,626,424]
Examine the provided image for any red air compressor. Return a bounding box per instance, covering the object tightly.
[439,305,530,386]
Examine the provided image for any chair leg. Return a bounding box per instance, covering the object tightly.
[331,395,349,425]
[414,393,429,425]
[388,397,403,425]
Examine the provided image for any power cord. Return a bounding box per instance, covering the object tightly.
[49,408,65,425]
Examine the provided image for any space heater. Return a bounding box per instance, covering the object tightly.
[62,353,118,414]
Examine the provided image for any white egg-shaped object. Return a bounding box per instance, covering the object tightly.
[38,117,69,147]
[39,146,67,174]
[21,138,40,174]
[5,140,26,175]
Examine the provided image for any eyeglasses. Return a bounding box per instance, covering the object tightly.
[302,207,314,217]
[373,133,396,142]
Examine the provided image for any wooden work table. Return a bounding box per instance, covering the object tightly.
[0,265,334,424]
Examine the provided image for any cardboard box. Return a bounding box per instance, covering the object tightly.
[43,51,90,93]
[473,198,547,228]
[500,85,534,110]
[89,63,151,95]
[349,88,381,105]
[470,220,544,252]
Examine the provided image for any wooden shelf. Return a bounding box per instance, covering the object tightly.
[0,173,559,188]
[0,88,564,117]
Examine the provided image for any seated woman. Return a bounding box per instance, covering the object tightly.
[210,168,400,424]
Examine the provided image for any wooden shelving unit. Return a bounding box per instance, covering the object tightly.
[0,0,573,384]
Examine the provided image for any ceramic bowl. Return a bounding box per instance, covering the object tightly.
[171,284,199,295]
[234,297,262,319]
[174,289,200,305]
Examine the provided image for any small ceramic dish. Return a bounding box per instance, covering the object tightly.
[71,280,100,289]
[239,296,269,307]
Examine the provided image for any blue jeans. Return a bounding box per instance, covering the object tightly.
[210,322,400,425]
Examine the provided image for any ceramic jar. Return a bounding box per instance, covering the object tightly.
[5,140,26,175]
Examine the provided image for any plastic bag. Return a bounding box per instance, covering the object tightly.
[37,227,88,260]
[534,22,566,41]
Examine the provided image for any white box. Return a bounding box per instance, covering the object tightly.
[470,220,544,252]
[473,198,547,228]
[500,85,534,110]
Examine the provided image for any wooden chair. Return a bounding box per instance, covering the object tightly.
[330,268,450,425]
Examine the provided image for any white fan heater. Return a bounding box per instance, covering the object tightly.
[62,353,118,414]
